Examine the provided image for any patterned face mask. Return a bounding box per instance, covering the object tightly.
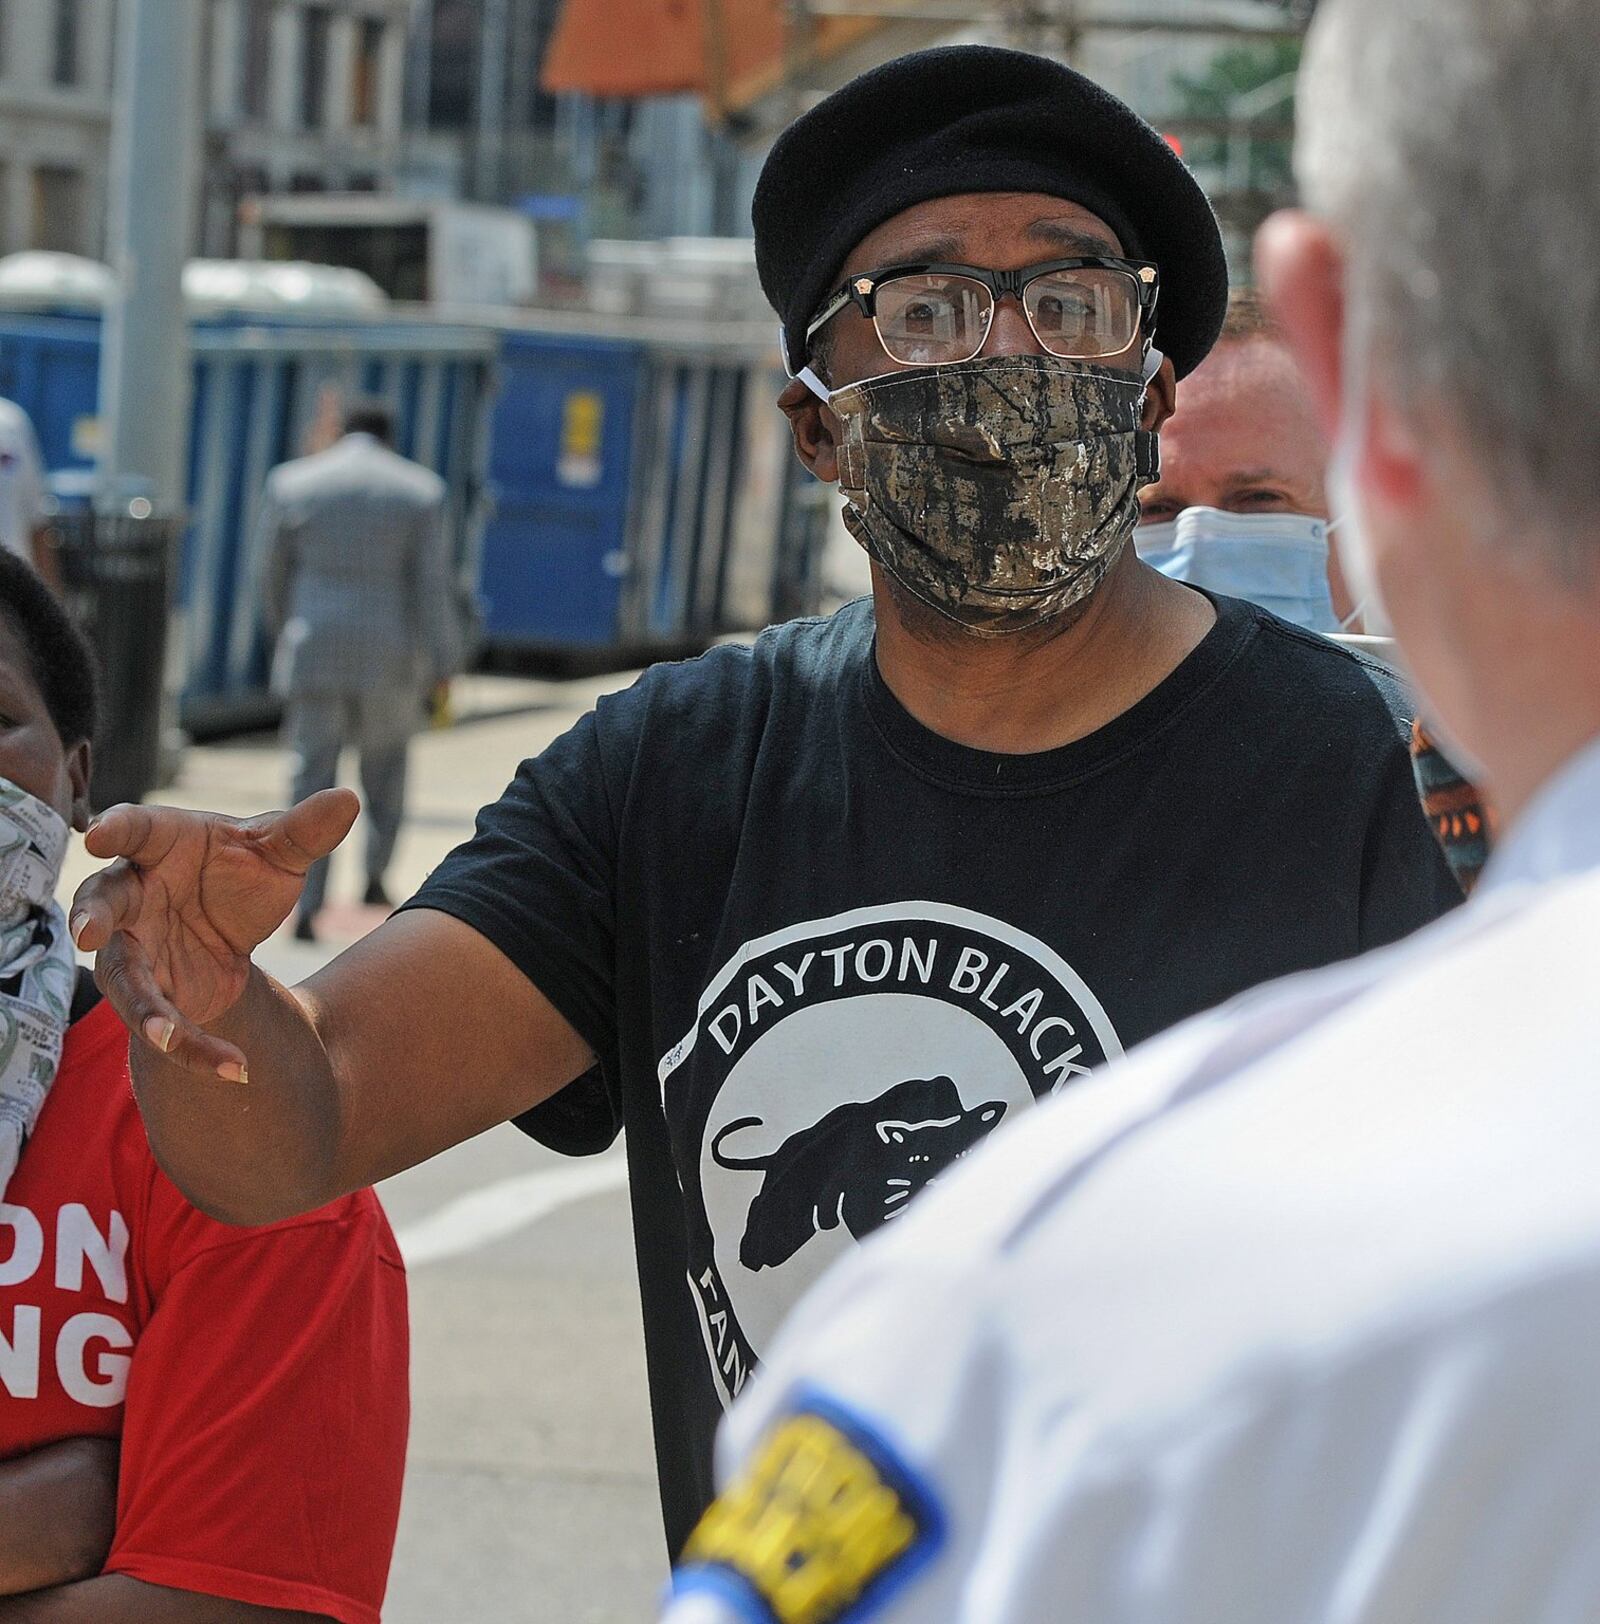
[0,776,75,1199]
[830,354,1160,636]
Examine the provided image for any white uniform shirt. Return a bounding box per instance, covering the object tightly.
[663,735,1600,1624]
[0,397,46,563]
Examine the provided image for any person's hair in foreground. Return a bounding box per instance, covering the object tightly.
[1296,0,1598,568]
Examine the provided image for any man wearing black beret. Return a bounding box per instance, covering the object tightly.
[70,44,1462,1570]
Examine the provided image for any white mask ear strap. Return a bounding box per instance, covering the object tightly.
[779,324,835,404]
[1140,345,1165,385]
[796,366,832,404]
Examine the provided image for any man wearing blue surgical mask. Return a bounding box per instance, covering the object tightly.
[1136,287,1356,631]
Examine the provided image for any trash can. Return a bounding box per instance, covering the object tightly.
[47,502,182,810]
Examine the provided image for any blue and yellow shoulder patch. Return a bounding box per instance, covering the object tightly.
[672,1389,945,1624]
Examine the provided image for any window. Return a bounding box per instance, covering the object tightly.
[351,16,384,128]
[240,0,273,120]
[51,0,80,87]
[33,166,86,253]
[299,5,330,130]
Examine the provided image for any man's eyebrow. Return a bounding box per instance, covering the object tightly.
[1225,468,1290,487]
[870,235,965,266]
[1026,220,1123,256]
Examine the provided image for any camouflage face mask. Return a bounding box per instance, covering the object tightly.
[830,354,1160,636]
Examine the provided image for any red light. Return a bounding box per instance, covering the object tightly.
[1162,133,1185,158]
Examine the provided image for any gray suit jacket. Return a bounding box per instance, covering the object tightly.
[258,433,459,697]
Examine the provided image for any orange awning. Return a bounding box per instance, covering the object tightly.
[542,0,886,115]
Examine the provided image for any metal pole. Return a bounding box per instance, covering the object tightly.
[476,0,510,201]
[404,0,437,133]
[98,0,201,511]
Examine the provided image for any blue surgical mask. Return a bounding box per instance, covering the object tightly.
[1135,505,1341,633]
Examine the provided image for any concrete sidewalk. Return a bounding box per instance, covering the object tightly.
[66,670,677,1622]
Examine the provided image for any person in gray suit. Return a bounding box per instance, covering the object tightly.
[258,401,457,941]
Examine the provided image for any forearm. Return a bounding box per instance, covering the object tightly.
[130,965,344,1226]
[0,1441,117,1596]
[0,1575,322,1622]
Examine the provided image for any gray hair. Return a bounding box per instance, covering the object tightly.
[1296,0,1600,568]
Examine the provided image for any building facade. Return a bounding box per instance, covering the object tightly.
[0,0,118,258]
[0,0,415,262]
[201,0,414,253]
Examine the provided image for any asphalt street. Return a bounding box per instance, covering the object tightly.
[63,669,675,1623]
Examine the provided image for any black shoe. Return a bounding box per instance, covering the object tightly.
[293,914,316,943]
[363,879,393,909]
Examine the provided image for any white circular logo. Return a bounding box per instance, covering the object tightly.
[659,903,1122,1402]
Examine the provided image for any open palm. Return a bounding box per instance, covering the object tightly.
[70,790,359,1073]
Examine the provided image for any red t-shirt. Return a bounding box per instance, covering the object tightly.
[0,997,410,1623]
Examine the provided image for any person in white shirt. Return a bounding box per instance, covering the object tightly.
[661,1,1600,1619]
[0,396,50,581]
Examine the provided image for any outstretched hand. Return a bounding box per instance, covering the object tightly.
[69,789,360,1080]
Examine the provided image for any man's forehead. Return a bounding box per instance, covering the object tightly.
[1181,337,1316,414]
[1161,338,1328,485]
[843,194,1126,272]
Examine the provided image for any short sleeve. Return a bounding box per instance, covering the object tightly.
[106,1192,409,1624]
[401,705,626,1151]
[663,1247,993,1624]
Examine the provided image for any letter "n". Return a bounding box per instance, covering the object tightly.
[55,1206,130,1305]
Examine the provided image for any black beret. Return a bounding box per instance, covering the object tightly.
[754,44,1228,380]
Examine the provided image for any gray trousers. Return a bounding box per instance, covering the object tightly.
[285,687,417,920]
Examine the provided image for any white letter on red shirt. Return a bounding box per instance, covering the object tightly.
[56,1313,133,1408]
[0,1203,43,1287]
[0,1304,41,1398]
[54,1205,130,1305]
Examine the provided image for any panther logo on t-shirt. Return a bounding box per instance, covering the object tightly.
[709,1076,1007,1271]
[657,902,1123,1405]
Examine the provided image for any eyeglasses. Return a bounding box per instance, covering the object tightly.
[805,257,1160,369]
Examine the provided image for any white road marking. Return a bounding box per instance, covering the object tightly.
[394,1156,629,1267]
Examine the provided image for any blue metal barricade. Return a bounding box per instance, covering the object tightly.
[0,306,828,712]
[179,320,495,729]
[0,310,496,730]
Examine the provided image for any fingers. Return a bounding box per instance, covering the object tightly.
[68,859,144,954]
[95,932,249,1083]
[248,788,360,872]
[81,802,185,864]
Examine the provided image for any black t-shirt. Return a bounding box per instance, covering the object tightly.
[405,592,1461,1552]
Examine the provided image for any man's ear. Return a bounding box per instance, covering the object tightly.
[1256,209,1346,443]
[1139,354,1176,432]
[777,377,842,484]
[65,740,92,832]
